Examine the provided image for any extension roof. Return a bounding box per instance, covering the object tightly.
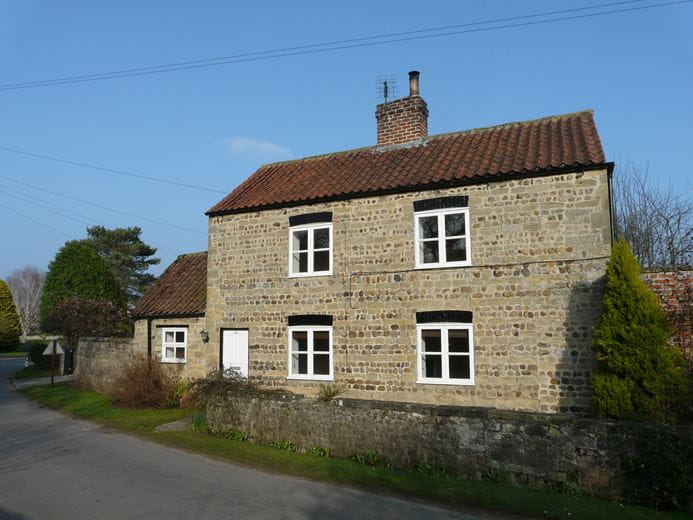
[207,110,607,216]
[132,252,207,319]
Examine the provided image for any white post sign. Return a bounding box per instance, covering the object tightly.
[43,340,63,385]
[43,340,64,356]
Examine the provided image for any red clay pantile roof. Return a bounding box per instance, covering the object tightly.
[208,110,606,216]
[132,252,207,318]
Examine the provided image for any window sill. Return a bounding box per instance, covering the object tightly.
[416,378,474,386]
[414,261,471,270]
[288,271,333,279]
[286,375,334,382]
[161,359,187,364]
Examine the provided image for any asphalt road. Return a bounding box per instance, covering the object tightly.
[0,359,503,520]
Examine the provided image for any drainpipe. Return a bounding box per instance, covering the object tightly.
[147,317,153,362]
[606,163,615,248]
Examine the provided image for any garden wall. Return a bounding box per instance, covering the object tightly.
[75,337,134,392]
[642,269,692,362]
[206,391,693,501]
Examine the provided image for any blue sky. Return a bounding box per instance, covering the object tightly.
[1,0,691,278]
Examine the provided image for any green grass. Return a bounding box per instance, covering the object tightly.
[22,384,689,520]
[12,367,54,379]
[0,351,27,358]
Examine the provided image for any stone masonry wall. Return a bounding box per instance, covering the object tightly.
[75,337,134,392]
[76,317,210,389]
[207,391,693,501]
[206,169,612,413]
[133,316,212,379]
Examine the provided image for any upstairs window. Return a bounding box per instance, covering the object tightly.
[413,196,470,268]
[161,327,187,363]
[288,212,333,277]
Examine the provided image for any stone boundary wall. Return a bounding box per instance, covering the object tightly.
[75,337,134,392]
[207,391,692,500]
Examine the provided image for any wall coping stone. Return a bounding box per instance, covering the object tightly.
[221,391,692,430]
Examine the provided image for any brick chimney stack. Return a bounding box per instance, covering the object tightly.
[375,70,429,147]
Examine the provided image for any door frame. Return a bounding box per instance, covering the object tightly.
[219,328,250,373]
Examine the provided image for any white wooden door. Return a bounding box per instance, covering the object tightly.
[222,329,249,378]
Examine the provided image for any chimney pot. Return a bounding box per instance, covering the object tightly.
[408,70,420,96]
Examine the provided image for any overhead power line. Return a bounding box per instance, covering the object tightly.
[0,183,183,255]
[0,201,72,238]
[0,146,227,194]
[0,176,206,236]
[0,0,689,92]
[0,187,93,226]
[0,182,97,223]
[0,186,182,255]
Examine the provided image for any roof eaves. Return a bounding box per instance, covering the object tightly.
[206,161,610,217]
[132,311,205,320]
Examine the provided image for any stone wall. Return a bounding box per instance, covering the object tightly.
[206,391,692,501]
[76,316,211,389]
[133,316,212,379]
[75,337,134,392]
[206,169,612,413]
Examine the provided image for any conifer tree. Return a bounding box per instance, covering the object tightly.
[0,279,22,351]
[591,239,689,422]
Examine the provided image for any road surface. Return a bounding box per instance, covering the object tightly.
[0,358,506,520]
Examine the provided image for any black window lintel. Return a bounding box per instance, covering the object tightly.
[288,314,333,327]
[413,196,468,212]
[416,310,473,323]
[289,212,333,227]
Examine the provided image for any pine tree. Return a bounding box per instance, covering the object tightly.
[40,241,127,332]
[0,279,22,351]
[591,239,689,422]
[85,226,160,308]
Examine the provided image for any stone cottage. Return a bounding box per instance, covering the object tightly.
[129,71,613,413]
[131,251,210,378]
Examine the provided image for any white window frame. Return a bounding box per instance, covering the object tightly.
[416,323,474,385]
[286,325,334,381]
[161,327,187,364]
[414,207,471,269]
[288,223,333,278]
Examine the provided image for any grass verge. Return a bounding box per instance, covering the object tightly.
[13,367,54,379]
[0,351,27,358]
[22,383,688,520]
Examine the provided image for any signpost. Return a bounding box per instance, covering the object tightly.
[43,340,64,386]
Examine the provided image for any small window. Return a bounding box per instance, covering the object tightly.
[162,327,187,363]
[287,326,333,380]
[416,323,474,385]
[414,208,471,268]
[289,223,333,277]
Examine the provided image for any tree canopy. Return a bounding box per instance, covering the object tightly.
[85,226,160,308]
[42,295,127,348]
[40,240,126,331]
[6,266,45,338]
[0,279,22,351]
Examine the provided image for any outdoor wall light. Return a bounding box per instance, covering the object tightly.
[200,330,209,343]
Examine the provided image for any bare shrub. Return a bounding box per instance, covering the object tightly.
[187,369,256,407]
[316,384,343,402]
[109,354,178,409]
[188,369,291,407]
